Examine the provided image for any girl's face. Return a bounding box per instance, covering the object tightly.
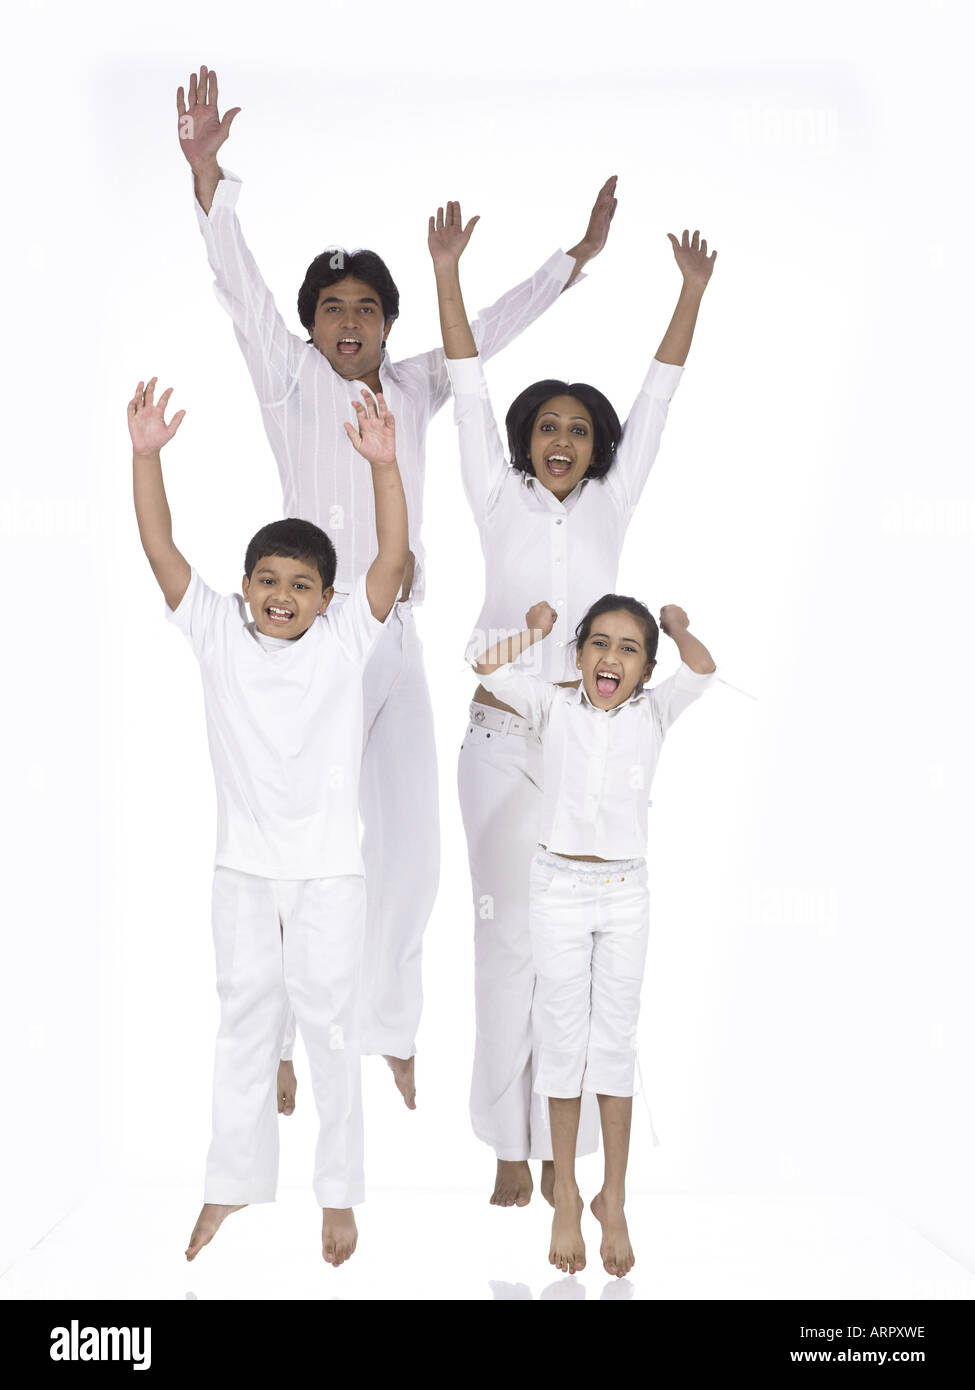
[576,608,655,709]
[529,395,594,500]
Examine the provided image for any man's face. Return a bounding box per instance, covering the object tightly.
[241,554,333,639]
[528,395,595,500]
[576,608,655,709]
[310,276,394,379]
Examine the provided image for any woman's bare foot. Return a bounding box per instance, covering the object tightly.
[277,1059,297,1116]
[590,1190,634,1277]
[490,1159,533,1207]
[550,1184,586,1273]
[322,1208,358,1266]
[383,1054,416,1109]
[185,1204,246,1261]
[540,1159,556,1208]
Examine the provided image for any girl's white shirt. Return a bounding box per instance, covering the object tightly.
[447,353,684,682]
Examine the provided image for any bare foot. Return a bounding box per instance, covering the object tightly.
[277,1059,296,1116]
[590,1191,634,1277]
[322,1208,358,1266]
[490,1159,533,1207]
[383,1054,416,1110]
[185,1203,246,1261]
[550,1185,586,1273]
[540,1159,556,1208]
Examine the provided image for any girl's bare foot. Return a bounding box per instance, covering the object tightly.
[590,1190,634,1277]
[550,1184,586,1273]
[322,1207,358,1266]
[383,1054,416,1109]
[277,1059,297,1115]
[540,1159,556,1208]
[185,1203,246,1261]
[491,1159,533,1207]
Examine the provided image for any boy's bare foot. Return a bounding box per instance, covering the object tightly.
[322,1208,358,1266]
[383,1054,416,1109]
[590,1191,634,1277]
[185,1203,246,1261]
[549,1184,586,1273]
[540,1159,556,1207]
[277,1059,296,1115]
[490,1159,533,1207]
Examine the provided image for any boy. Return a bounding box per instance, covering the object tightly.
[128,376,408,1265]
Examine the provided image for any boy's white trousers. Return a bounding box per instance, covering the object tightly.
[207,867,366,1209]
[457,709,600,1161]
[281,598,439,1063]
[528,850,650,1098]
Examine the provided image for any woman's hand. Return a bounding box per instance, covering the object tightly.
[666,229,717,291]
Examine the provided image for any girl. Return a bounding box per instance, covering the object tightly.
[473,594,717,1276]
[428,200,716,1208]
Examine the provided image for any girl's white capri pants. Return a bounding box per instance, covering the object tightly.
[529,849,649,1099]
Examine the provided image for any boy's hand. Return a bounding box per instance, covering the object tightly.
[428,201,480,268]
[176,65,240,170]
[526,601,557,638]
[128,378,186,456]
[659,604,689,637]
[344,389,396,466]
[666,229,717,291]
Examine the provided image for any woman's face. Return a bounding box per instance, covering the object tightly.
[528,395,594,500]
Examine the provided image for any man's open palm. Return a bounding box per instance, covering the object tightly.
[177,65,240,167]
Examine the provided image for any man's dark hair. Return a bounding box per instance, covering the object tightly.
[574,593,660,665]
[504,380,622,480]
[297,248,400,339]
[244,518,337,591]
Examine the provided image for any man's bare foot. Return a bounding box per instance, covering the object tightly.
[540,1159,556,1208]
[322,1208,358,1266]
[490,1159,533,1207]
[590,1190,634,1277]
[550,1184,586,1273]
[277,1059,296,1115]
[185,1203,246,1261]
[383,1054,416,1109]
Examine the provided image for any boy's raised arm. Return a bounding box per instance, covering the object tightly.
[343,391,410,622]
[129,378,192,612]
[655,229,717,367]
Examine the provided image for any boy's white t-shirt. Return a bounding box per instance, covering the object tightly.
[167,569,391,880]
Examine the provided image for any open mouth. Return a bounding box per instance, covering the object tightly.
[595,669,621,697]
[265,605,295,626]
[337,337,362,357]
[545,453,573,478]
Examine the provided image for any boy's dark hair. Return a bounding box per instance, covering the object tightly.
[244,518,337,591]
[297,248,400,339]
[504,380,622,480]
[574,593,660,665]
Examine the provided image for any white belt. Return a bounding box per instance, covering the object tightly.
[468,701,538,739]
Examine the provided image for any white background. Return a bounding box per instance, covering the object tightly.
[2,0,972,1286]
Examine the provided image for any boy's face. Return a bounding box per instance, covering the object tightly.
[241,554,333,639]
[311,275,394,379]
[576,609,655,710]
[529,394,595,501]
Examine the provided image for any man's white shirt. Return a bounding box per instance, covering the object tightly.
[476,661,716,859]
[447,354,684,682]
[167,571,390,879]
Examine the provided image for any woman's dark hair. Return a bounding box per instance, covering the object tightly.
[574,593,659,665]
[504,380,622,481]
[244,518,337,591]
[297,248,400,339]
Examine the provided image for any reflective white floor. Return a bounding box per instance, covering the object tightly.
[1,1187,972,1301]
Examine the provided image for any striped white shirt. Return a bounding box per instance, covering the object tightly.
[195,170,580,602]
[447,353,684,682]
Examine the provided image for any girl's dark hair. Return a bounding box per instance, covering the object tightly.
[244,518,337,591]
[574,593,659,664]
[504,380,622,480]
[297,248,400,339]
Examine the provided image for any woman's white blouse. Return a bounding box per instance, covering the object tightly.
[447,353,684,681]
[476,661,716,859]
